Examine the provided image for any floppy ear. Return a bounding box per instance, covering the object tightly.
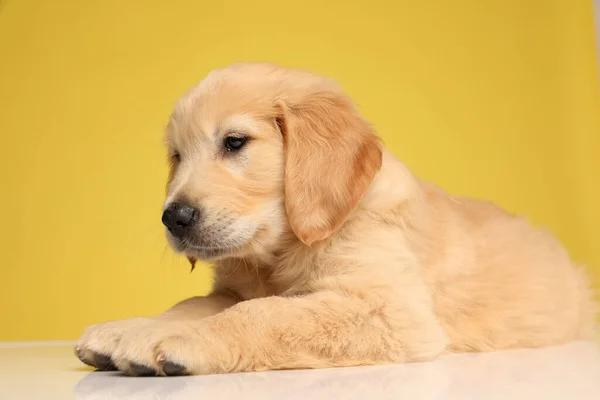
[276,90,382,245]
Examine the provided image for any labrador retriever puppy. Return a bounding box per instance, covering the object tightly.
[76,62,597,376]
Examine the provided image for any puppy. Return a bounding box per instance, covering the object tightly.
[76,62,597,376]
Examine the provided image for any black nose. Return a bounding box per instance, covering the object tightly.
[162,202,199,237]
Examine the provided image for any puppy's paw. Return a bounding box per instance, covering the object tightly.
[76,317,152,371]
[110,321,211,376]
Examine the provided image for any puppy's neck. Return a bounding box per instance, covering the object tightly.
[360,149,421,212]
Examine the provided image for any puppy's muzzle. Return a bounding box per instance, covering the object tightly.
[162,202,200,239]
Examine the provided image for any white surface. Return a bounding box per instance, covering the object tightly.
[0,341,599,399]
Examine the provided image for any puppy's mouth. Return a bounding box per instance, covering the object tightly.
[183,243,238,260]
[162,207,258,261]
[166,232,247,261]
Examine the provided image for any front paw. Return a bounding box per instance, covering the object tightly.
[110,321,212,376]
[76,317,152,371]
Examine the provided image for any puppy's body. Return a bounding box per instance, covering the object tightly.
[218,149,596,352]
[77,63,596,376]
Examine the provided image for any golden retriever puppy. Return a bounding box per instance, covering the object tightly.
[76,63,597,376]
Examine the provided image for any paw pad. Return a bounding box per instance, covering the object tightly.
[75,347,117,371]
[93,353,117,371]
[129,362,157,377]
[162,361,187,376]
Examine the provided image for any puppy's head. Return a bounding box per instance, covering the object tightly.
[163,63,382,262]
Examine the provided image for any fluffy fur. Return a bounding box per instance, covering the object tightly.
[76,63,597,376]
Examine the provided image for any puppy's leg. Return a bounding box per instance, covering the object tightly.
[157,292,240,321]
[76,292,237,370]
[110,288,448,375]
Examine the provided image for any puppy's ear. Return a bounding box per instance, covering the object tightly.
[276,90,382,245]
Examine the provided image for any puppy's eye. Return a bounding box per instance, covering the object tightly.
[224,136,248,152]
[171,152,181,163]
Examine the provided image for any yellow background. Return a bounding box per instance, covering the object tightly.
[0,0,598,341]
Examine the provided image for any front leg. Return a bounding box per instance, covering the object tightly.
[75,292,237,371]
[111,288,448,375]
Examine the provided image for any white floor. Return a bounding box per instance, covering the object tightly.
[1,341,599,399]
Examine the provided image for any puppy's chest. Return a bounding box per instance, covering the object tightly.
[247,264,317,300]
[219,251,321,300]
[268,246,323,296]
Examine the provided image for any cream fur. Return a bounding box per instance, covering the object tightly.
[76,63,597,376]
